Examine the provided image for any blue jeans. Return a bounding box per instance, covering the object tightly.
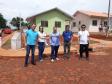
[51,45,59,59]
[25,45,35,65]
[38,42,45,60]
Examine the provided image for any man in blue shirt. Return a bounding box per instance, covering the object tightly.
[24,24,38,67]
[62,25,73,59]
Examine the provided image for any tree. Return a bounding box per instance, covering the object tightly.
[21,22,29,26]
[10,17,23,30]
[0,13,7,29]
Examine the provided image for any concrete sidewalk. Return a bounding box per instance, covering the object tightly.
[0,46,77,57]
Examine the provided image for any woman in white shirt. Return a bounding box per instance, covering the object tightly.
[78,24,89,60]
[38,26,47,62]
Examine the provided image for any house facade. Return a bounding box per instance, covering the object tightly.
[26,8,74,34]
[72,10,112,32]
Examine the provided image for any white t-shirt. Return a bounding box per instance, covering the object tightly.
[38,31,46,42]
[78,30,89,44]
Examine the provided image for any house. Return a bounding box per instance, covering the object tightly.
[26,8,74,34]
[72,10,112,32]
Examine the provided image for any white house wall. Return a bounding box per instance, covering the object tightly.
[89,18,108,32]
[73,12,109,32]
[89,18,101,32]
[72,13,91,32]
[110,17,112,29]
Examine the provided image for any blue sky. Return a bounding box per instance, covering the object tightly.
[0,0,111,21]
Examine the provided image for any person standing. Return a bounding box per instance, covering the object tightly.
[24,24,38,67]
[38,26,47,62]
[62,25,73,59]
[78,24,90,60]
[50,27,60,62]
[21,25,31,48]
[0,33,2,47]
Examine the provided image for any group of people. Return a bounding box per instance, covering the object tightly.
[24,24,89,67]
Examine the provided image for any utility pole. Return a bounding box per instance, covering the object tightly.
[19,13,22,29]
[19,13,23,48]
[106,0,111,37]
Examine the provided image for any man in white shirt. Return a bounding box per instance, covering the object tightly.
[78,24,89,60]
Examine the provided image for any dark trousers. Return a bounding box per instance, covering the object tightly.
[25,45,35,65]
[51,45,59,59]
[64,41,71,58]
[79,44,89,58]
[38,42,45,60]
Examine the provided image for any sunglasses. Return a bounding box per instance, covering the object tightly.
[81,27,86,28]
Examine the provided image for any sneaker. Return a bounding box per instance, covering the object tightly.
[32,63,36,65]
[39,59,44,62]
[51,59,54,62]
[56,58,59,61]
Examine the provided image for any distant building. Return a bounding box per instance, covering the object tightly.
[26,7,74,34]
[72,10,112,32]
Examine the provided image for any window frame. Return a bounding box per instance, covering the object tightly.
[92,20,97,26]
[55,21,61,28]
[41,20,48,27]
[73,22,76,27]
[104,21,107,26]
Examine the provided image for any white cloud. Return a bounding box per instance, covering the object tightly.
[0,0,111,21]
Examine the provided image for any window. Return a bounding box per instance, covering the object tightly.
[55,21,61,28]
[79,21,81,25]
[92,20,97,26]
[65,20,70,25]
[104,21,107,26]
[41,21,48,27]
[73,22,76,27]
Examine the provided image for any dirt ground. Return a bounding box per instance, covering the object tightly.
[90,33,112,41]
[0,33,112,84]
[0,47,112,84]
